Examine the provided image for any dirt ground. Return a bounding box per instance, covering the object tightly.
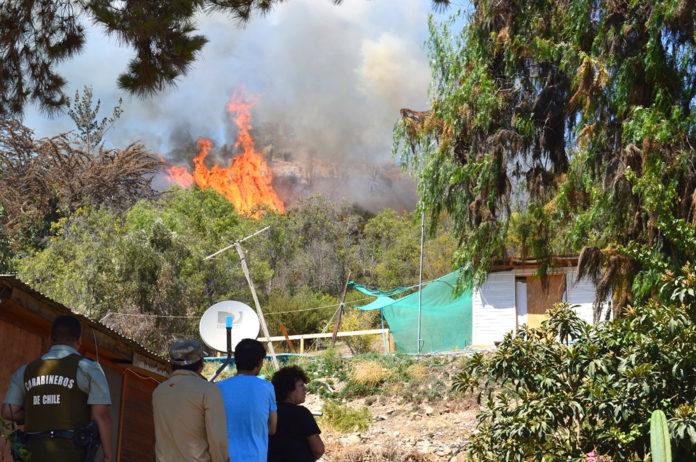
[303,356,481,462]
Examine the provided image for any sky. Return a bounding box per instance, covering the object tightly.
[22,0,457,210]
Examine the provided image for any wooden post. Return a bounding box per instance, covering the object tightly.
[331,271,352,345]
[279,322,296,353]
[389,332,396,354]
[234,243,279,370]
[300,337,305,354]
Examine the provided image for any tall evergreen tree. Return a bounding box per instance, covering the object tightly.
[395,0,696,311]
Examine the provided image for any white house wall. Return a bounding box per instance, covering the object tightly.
[565,270,596,325]
[472,268,603,346]
[472,272,516,346]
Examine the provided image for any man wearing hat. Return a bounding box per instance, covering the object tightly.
[152,339,229,462]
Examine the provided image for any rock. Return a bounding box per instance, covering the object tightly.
[424,405,434,415]
[343,435,361,446]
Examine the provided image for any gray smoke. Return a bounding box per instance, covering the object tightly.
[23,0,437,211]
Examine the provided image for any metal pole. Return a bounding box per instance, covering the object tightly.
[234,242,279,370]
[417,211,424,355]
[204,226,270,261]
[331,271,352,345]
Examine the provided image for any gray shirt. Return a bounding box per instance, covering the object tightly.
[3,344,111,406]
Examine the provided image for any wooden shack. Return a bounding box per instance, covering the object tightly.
[471,256,612,346]
[0,275,169,462]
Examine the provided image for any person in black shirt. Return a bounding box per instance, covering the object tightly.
[268,366,324,462]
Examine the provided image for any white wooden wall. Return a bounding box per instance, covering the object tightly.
[565,270,596,324]
[471,272,516,346]
[472,268,605,346]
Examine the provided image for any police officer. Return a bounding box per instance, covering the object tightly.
[1,315,114,462]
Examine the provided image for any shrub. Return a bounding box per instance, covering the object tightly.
[264,287,336,338]
[320,401,371,433]
[406,363,428,381]
[340,308,380,354]
[320,345,346,377]
[454,270,696,461]
[334,442,432,461]
[351,360,390,387]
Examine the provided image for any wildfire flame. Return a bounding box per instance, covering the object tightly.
[163,91,285,215]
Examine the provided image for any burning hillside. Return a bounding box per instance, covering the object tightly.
[163,91,285,215]
[161,90,417,214]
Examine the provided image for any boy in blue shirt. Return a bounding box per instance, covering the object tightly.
[217,339,277,461]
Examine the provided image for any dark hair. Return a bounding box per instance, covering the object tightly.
[234,339,266,371]
[51,316,81,343]
[272,366,309,402]
[171,358,204,372]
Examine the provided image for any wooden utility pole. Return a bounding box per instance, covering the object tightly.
[234,242,280,370]
[331,271,352,345]
[204,226,279,370]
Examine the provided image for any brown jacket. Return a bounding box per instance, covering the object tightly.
[153,370,229,462]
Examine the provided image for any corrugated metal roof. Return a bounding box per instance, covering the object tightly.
[0,275,168,365]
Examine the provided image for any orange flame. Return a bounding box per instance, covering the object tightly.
[164,91,285,215]
[164,164,194,188]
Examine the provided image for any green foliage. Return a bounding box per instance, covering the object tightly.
[320,346,347,377]
[0,415,29,461]
[651,410,672,462]
[395,0,696,306]
[66,86,123,153]
[340,308,381,355]
[1,0,322,116]
[262,196,364,297]
[264,287,336,339]
[453,269,696,461]
[16,188,261,352]
[320,401,371,433]
[13,186,457,352]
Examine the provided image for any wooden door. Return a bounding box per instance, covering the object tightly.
[526,274,566,329]
[117,370,162,462]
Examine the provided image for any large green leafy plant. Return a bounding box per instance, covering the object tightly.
[455,268,696,460]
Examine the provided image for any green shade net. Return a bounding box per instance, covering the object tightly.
[347,282,414,297]
[352,271,472,353]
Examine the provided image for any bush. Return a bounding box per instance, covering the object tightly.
[406,363,428,381]
[333,443,432,461]
[320,401,371,433]
[264,287,336,338]
[350,360,390,387]
[340,308,380,354]
[455,274,696,461]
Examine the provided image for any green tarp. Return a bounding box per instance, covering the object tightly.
[352,270,472,354]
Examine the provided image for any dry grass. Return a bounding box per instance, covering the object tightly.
[328,442,434,461]
[351,360,390,387]
[406,363,429,381]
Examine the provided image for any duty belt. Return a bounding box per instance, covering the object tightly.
[24,429,76,440]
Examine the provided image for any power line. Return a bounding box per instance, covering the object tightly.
[100,296,375,320]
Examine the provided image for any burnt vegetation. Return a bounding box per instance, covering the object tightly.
[0,119,160,242]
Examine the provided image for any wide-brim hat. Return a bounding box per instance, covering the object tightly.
[169,339,206,365]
